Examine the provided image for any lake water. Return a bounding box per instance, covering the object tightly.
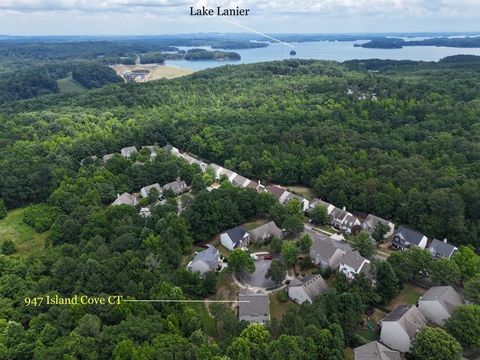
[165,41,480,70]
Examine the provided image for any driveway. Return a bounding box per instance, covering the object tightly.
[241,258,277,289]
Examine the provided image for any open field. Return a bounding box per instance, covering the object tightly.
[287,186,315,200]
[269,291,297,321]
[0,208,47,258]
[57,74,86,94]
[112,64,195,81]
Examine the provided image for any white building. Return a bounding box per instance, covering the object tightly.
[418,286,464,326]
[288,274,329,304]
[220,225,250,251]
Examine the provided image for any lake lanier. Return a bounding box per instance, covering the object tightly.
[190,6,250,16]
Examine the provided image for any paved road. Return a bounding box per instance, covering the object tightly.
[241,259,277,288]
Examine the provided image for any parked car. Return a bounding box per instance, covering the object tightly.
[250,254,259,261]
[264,255,273,260]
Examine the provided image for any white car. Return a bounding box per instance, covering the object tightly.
[250,254,259,261]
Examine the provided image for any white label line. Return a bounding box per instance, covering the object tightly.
[123,299,250,303]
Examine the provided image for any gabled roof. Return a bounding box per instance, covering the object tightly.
[121,146,138,156]
[266,185,288,200]
[192,246,219,269]
[330,207,349,221]
[233,174,249,187]
[340,251,369,272]
[163,180,186,192]
[239,291,269,317]
[208,163,224,174]
[310,234,345,263]
[289,274,329,300]
[224,225,248,243]
[420,286,464,315]
[221,168,237,179]
[363,214,394,230]
[395,226,426,246]
[103,153,115,162]
[112,192,137,206]
[249,221,283,240]
[383,305,426,339]
[310,198,334,213]
[141,183,162,196]
[429,239,457,258]
[354,341,401,360]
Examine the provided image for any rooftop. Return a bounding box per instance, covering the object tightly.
[420,286,464,314]
[354,341,401,360]
[238,291,270,317]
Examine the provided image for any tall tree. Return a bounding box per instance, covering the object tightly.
[375,261,399,304]
[266,260,287,285]
[410,327,462,360]
[228,250,255,275]
[351,231,375,259]
[281,241,299,267]
[464,274,480,304]
[446,305,480,350]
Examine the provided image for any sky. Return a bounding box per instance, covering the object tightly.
[0,0,479,36]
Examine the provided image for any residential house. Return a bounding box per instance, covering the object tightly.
[232,174,250,188]
[354,341,400,360]
[80,155,98,166]
[288,274,329,304]
[220,168,238,182]
[111,193,138,206]
[187,245,221,275]
[266,185,290,203]
[208,163,225,180]
[329,207,361,233]
[246,180,266,193]
[182,154,208,172]
[418,286,464,325]
[142,145,158,158]
[140,183,162,198]
[309,233,345,269]
[284,192,310,212]
[380,305,427,352]
[361,214,395,239]
[102,153,115,162]
[339,251,371,279]
[220,225,250,251]
[163,144,180,156]
[163,180,187,195]
[428,239,457,259]
[392,226,428,250]
[309,198,335,214]
[121,146,138,158]
[238,291,270,324]
[249,221,283,244]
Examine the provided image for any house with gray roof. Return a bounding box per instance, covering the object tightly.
[354,341,400,360]
[232,174,250,188]
[220,225,250,251]
[362,214,395,239]
[284,192,310,212]
[187,245,221,275]
[266,185,289,203]
[111,193,138,207]
[380,305,427,352]
[309,198,335,214]
[140,183,162,198]
[121,146,138,158]
[392,226,428,250]
[339,251,371,280]
[220,168,238,182]
[309,233,345,269]
[142,145,158,159]
[418,286,464,325]
[329,206,361,233]
[163,180,187,195]
[163,144,180,155]
[208,163,225,180]
[288,274,329,304]
[182,154,208,172]
[249,221,283,244]
[238,291,270,324]
[428,239,457,259]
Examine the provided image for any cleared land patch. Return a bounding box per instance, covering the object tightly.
[112,64,195,81]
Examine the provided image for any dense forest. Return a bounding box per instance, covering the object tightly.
[0,55,480,358]
[357,36,480,49]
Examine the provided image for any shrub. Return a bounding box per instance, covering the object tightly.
[23,204,63,233]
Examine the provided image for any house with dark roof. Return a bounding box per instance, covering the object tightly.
[266,185,290,203]
[121,146,138,158]
[163,180,187,195]
[288,274,329,304]
[392,226,428,250]
[309,233,345,269]
[187,245,221,275]
[362,214,395,239]
[249,221,284,244]
[246,180,266,193]
[428,239,457,259]
[238,291,270,324]
[220,225,250,251]
[111,193,138,206]
[380,305,427,352]
[140,183,162,198]
[354,341,400,360]
[418,286,464,325]
[339,251,371,280]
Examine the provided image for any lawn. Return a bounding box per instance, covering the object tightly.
[386,283,426,311]
[314,225,336,235]
[287,186,315,200]
[243,219,268,231]
[188,302,216,336]
[269,292,297,321]
[356,328,379,341]
[57,75,86,94]
[0,208,48,258]
[344,347,354,360]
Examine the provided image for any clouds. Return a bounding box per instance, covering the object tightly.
[1,0,479,17]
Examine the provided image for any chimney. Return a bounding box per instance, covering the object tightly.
[342,206,346,211]
[443,238,447,243]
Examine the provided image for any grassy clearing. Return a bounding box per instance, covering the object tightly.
[57,75,86,94]
[356,328,379,341]
[243,219,268,231]
[314,225,336,235]
[188,302,216,335]
[287,186,315,200]
[112,64,195,81]
[269,291,296,321]
[387,283,426,311]
[0,208,47,258]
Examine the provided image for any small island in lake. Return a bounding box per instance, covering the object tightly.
[290,50,296,56]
